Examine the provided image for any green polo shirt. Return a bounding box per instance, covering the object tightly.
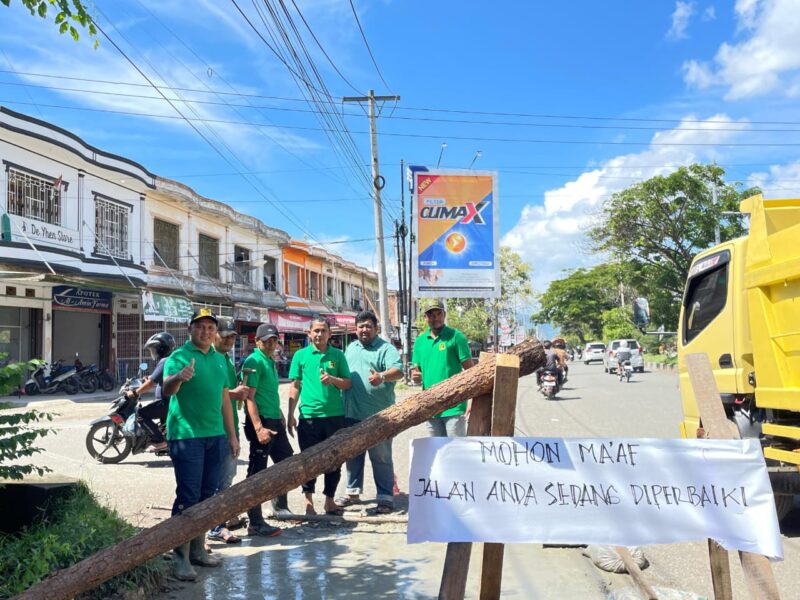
[243,347,281,419]
[223,353,240,430]
[164,341,229,441]
[412,325,472,418]
[289,344,350,418]
[344,336,403,421]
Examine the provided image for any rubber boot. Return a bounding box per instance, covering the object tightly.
[248,502,266,526]
[172,543,197,581]
[271,494,290,514]
[189,536,222,567]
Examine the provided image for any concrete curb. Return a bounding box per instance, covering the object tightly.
[646,361,677,371]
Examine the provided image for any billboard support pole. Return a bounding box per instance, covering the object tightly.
[342,90,401,341]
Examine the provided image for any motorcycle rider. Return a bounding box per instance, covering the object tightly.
[126,332,175,451]
[539,340,563,388]
[616,340,633,376]
[552,338,568,383]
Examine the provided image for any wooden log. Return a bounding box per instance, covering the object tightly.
[685,353,780,600]
[479,354,520,600]
[439,353,495,600]
[616,547,657,600]
[16,340,545,600]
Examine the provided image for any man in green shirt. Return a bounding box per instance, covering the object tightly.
[338,310,403,513]
[242,322,293,533]
[411,300,474,437]
[288,316,351,516]
[208,318,254,544]
[162,308,239,581]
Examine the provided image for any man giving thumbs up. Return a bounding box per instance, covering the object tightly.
[162,308,239,581]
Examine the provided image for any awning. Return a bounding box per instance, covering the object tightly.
[325,313,356,333]
[269,310,313,333]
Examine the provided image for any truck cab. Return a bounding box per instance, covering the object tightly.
[678,194,800,519]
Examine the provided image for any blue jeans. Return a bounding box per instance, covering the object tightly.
[426,415,466,438]
[344,417,394,504]
[210,435,239,535]
[168,435,229,517]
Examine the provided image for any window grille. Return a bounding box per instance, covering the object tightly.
[153,219,180,269]
[199,234,219,280]
[233,245,250,285]
[7,168,61,225]
[94,197,129,259]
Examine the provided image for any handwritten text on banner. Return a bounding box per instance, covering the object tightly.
[407,437,782,560]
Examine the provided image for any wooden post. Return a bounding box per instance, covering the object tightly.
[616,547,658,600]
[439,353,495,600]
[685,353,781,600]
[479,354,520,600]
[16,340,545,600]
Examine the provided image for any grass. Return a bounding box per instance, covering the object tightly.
[0,481,167,599]
[644,353,678,366]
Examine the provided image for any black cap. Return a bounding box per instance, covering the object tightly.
[256,323,279,340]
[190,307,218,325]
[424,299,446,314]
[217,317,237,337]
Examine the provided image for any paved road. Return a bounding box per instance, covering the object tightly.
[11,362,798,599]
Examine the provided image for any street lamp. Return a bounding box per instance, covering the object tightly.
[469,150,482,169]
[436,143,447,168]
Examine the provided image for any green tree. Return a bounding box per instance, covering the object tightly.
[416,247,533,346]
[533,264,622,344]
[1,0,97,43]
[0,359,53,481]
[589,164,757,329]
[600,307,639,341]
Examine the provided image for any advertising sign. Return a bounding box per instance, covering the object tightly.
[142,291,193,323]
[52,286,112,313]
[408,437,783,559]
[411,169,499,298]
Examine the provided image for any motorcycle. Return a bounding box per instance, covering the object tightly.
[85,363,168,464]
[538,367,561,399]
[24,359,79,395]
[618,360,633,383]
[73,354,100,394]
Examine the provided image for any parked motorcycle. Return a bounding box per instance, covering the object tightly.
[73,354,100,394]
[98,369,116,392]
[84,363,168,464]
[538,367,561,399]
[618,360,633,383]
[24,359,79,395]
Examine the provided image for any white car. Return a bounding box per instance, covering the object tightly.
[583,342,606,364]
[604,339,645,373]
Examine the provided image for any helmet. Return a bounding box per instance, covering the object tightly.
[552,338,566,349]
[543,340,552,349]
[144,332,176,360]
[619,340,629,349]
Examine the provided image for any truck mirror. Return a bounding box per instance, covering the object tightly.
[632,298,650,330]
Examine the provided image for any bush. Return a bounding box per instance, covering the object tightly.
[0,482,167,599]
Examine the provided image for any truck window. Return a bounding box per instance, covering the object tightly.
[683,263,728,344]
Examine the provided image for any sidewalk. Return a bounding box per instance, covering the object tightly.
[2,388,131,409]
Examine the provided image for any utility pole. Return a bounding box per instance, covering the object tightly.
[342,90,400,341]
[712,177,720,246]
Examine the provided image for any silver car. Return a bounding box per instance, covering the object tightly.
[583,342,606,364]
[604,339,645,373]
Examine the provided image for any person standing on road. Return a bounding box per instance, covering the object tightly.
[411,300,474,437]
[162,308,240,582]
[287,316,352,516]
[242,322,293,533]
[207,318,252,545]
[336,310,403,513]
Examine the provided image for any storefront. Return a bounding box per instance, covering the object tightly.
[51,285,112,370]
[269,309,312,359]
[325,313,357,350]
[0,279,50,364]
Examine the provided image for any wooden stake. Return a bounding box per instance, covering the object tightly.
[685,353,780,600]
[616,547,657,600]
[479,354,520,600]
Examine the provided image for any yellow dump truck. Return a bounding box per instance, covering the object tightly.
[678,194,800,519]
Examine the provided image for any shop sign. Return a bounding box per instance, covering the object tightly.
[142,291,193,323]
[234,305,270,323]
[52,286,112,312]
[325,313,356,332]
[9,215,79,252]
[269,310,312,332]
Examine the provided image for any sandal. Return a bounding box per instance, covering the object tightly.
[208,528,241,544]
[375,503,394,515]
[325,507,345,516]
[333,496,355,508]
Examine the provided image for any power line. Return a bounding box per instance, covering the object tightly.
[348,0,391,92]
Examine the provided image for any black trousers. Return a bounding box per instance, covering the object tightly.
[297,416,346,497]
[138,398,168,443]
[243,414,294,518]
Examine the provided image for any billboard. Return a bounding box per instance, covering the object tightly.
[411,169,499,298]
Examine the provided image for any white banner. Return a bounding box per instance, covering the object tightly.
[408,437,783,560]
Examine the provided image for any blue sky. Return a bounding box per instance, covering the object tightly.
[1,0,799,294]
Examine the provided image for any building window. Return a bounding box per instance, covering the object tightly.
[198,234,219,280]
[153,219,180,270]
[233,245,250,286]
[7,168,62,225]
[94,197,129,259]
[263,256,277,291]
[287,264,299,296]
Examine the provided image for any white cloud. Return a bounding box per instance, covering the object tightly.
[501,115,748,293]
[702,6,717,21]
[747,159,800,198]
[667,1,696,41]
[682,0,800,99]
